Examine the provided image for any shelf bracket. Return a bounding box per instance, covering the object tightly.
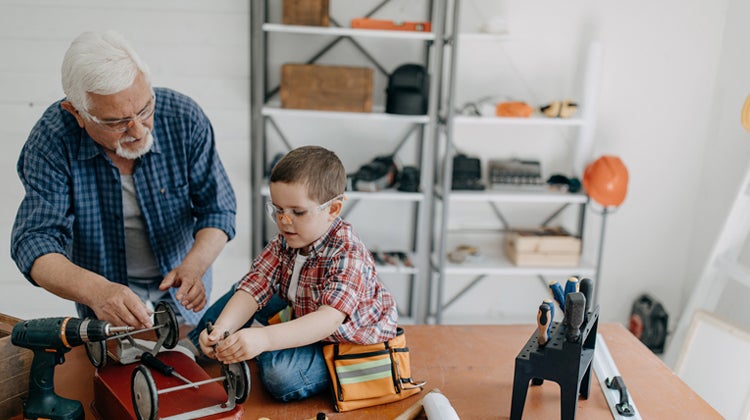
[439,274,487,312]
[266,116,294,152]
[541,203,572,227]
[488,202,510,229]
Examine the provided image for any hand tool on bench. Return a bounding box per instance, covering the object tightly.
[394,388,457,420]
[139,351,197,388]
[592,334,642,419]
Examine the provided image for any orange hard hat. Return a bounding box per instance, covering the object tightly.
[583,155,629,207]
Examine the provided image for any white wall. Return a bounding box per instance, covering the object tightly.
[0,0,742,354]
[687,0,750,330]
[0,0,251,318]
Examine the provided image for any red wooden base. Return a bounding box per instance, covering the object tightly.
[92,351,243,420]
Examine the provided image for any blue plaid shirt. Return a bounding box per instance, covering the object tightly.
[11,87,237,325]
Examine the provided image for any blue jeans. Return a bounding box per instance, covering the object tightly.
[257,341,330,401]
[187,288,330,401]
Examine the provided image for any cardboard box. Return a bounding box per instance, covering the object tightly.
[283,0,329,27]
[505,227,581,267]
[281,64,373,112]
[0,314,32,419]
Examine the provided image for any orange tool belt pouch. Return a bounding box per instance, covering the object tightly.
[322,327,425,412]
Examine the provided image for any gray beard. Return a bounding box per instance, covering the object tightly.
[116,129,154,160]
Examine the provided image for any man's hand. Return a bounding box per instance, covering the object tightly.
[30,253,152,329]
[159,264,207,312]
[159,227,227,313]
[92,282,153,329]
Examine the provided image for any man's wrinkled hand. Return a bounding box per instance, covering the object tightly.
[159,265,207,312]
[92,283,153,329]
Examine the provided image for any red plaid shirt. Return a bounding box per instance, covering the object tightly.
[237,218,398,344]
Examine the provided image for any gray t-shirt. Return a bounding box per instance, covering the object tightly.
[121,175,160,279]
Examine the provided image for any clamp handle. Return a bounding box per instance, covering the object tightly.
[605,375,635,417]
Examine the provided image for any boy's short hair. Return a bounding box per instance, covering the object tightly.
[270,146,346,203]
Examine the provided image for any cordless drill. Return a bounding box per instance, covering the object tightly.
[11,317,132,420]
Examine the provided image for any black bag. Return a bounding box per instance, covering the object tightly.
[397,166,420,192]
[628,294,668,354]
[452,154,484,190]
[385,64,429,115]
[354,156,398,192]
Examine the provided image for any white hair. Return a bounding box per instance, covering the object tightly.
[61,30,151,112]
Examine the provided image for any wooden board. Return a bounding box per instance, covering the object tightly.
[0,314,31,419]
[280,64,373,113]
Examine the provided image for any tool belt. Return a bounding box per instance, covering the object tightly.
[322,327,425,412]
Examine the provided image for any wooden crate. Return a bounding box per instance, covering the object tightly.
[506,227,581,253]
[504,241,581,267]
[283,0,329,27]
[0,314,32,419]
[281,64,373,112]
[505,227,581,267]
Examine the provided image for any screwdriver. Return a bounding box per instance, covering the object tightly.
[536,299,554,346]
[579,277,594,322]
[564,292,586,343]
[564,276,579,295]
[549,280,566,311]
[140,352,197,388]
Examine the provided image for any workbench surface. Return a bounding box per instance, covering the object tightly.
[15,323,720,419]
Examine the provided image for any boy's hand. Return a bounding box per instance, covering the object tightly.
[198,327,225,359]
[215,328,271,364]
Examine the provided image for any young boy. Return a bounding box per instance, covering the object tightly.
[198,145,399,402]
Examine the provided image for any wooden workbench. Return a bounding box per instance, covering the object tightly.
[13,323,720,419]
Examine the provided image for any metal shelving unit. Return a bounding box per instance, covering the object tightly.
[429,1,604,324]
[250,1,448,323]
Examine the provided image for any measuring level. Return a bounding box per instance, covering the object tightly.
[592,333,642,419]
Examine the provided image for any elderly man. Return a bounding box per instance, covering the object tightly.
[11,30,236,328]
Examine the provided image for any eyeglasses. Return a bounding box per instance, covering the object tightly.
[79,96,156,133]
[265,194,344,224]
